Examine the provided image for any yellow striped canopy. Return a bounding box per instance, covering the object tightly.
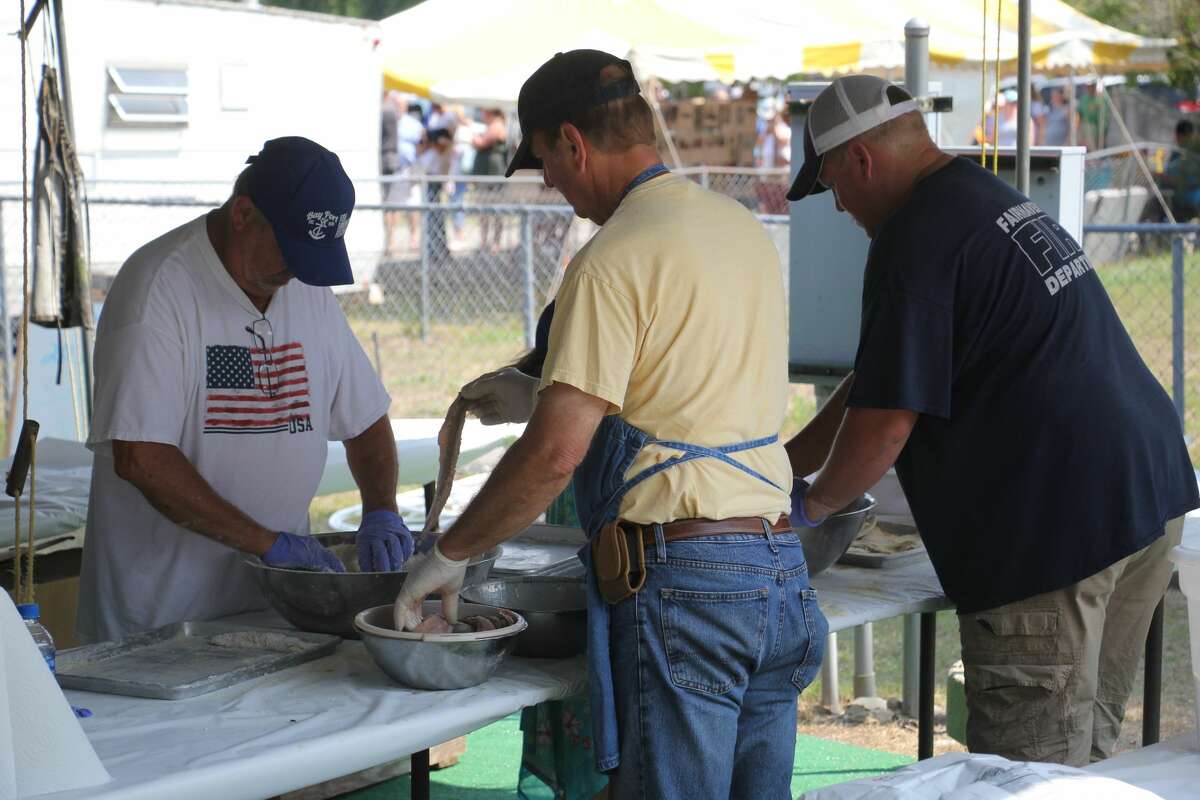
[380,0,1172,102]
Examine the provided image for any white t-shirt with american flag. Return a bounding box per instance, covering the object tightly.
[78,215,389,643]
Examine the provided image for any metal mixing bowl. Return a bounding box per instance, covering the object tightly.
[461,577,587,659]
[249,532,500,638]
[797,493,877,576]
[354,601,527,690]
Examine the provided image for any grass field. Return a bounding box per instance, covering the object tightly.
[1094,239,1200,464]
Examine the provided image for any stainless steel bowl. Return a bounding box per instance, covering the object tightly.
[354,601,527,690]
[249,532,500,638]
[461,577,587,659]
[797,493,877,576]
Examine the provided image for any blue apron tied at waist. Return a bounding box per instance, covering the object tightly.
[573,414,783,772]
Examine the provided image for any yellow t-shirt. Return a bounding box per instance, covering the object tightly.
[540,173,791,524]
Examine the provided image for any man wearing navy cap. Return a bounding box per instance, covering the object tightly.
[78,137,409,643]
[784,76,1197,764]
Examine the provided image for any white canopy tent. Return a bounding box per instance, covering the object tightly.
[381,0,1173,104]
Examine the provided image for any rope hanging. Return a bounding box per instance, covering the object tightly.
[980,0,988,166]
[991,0,1002,174]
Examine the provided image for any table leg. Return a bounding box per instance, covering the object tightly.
[919,612,936,760]
[901,614,920,717]
[1142,598,1164,746]
[411,748,431,800]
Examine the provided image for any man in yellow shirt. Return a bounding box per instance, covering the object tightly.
[397,50,826,797]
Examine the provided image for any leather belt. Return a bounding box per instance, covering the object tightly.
[632,515,791,544]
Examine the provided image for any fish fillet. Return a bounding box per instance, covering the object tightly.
[395,395,468,631]
[424,395,468,536]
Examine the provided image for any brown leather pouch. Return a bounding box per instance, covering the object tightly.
[591,520,647,605]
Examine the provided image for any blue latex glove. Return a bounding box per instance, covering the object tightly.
[789,479,828,529]
[356,510,415,572]
[262,532,346,573]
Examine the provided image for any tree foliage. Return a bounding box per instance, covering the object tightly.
[1066,0,1199,92]
[261,0,422,20]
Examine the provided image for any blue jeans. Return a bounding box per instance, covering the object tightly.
[608,529,827,799]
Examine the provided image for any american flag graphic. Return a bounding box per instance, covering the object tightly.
[205,343,311,435]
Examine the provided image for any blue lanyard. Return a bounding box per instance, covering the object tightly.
[618,163,668,203]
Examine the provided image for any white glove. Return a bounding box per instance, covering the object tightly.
[460,367,538,425]
[393,542,469,631]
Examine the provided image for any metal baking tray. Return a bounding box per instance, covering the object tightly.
[837,521,928,569]
[56,621,340,700]
[493,523,587,577]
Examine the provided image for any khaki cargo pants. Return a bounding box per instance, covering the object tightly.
[957,517,1184,766]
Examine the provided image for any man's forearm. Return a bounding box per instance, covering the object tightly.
[113,441,276,555]
[805,407,916,519]
[437,435,575,561]
[345,415,399,514]
[785,372,855,478]
[437,383,606,562]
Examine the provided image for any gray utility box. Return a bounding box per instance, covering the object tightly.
[785,82,1085,384]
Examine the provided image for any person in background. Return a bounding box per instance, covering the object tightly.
[472,108,509,252]
[77,137,411,643]
[1041,88,1074,147]
[1077,83,1102,149]
[418,128,456,264]
[390,97,426,253]
[1031,86,1049,145]
[1166,119,1200,221]
[381,91,405,255]
[449,105,477,239]
[755,98,791,214]
[427,102,458,135]
[786,75,1197,766]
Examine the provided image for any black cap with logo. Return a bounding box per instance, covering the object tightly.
[505,49,641,177]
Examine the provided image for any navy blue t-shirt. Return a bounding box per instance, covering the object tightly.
[848,157,1198,614]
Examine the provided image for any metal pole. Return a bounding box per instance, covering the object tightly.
[522,211,535,349]
[371,330,383,378]
[853,623,877,699]
[0,202,10,452]
[1142,599,1164,746]
[1172,234,1185,423]
[904,19,930,99]
[819,632,841,714]
[1016,0,1032,196]
[918,612,936,759]
[419,210,429,342]
[48,0,93,426]
[410,748,431,800]
[1067,67,1078,147]
[49,0,74,139]
[902,613,921,716]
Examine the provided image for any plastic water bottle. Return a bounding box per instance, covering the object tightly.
[16,603,56,673]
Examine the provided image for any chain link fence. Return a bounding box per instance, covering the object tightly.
[1084,224,1200,466]
[0,163,1195,464]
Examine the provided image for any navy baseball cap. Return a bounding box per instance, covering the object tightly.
[242,137,356,286]
[506,49,641,177]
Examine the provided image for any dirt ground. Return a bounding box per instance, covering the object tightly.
[793,586,1197,760]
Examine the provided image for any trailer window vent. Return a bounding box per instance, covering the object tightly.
[106,65,189,126]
